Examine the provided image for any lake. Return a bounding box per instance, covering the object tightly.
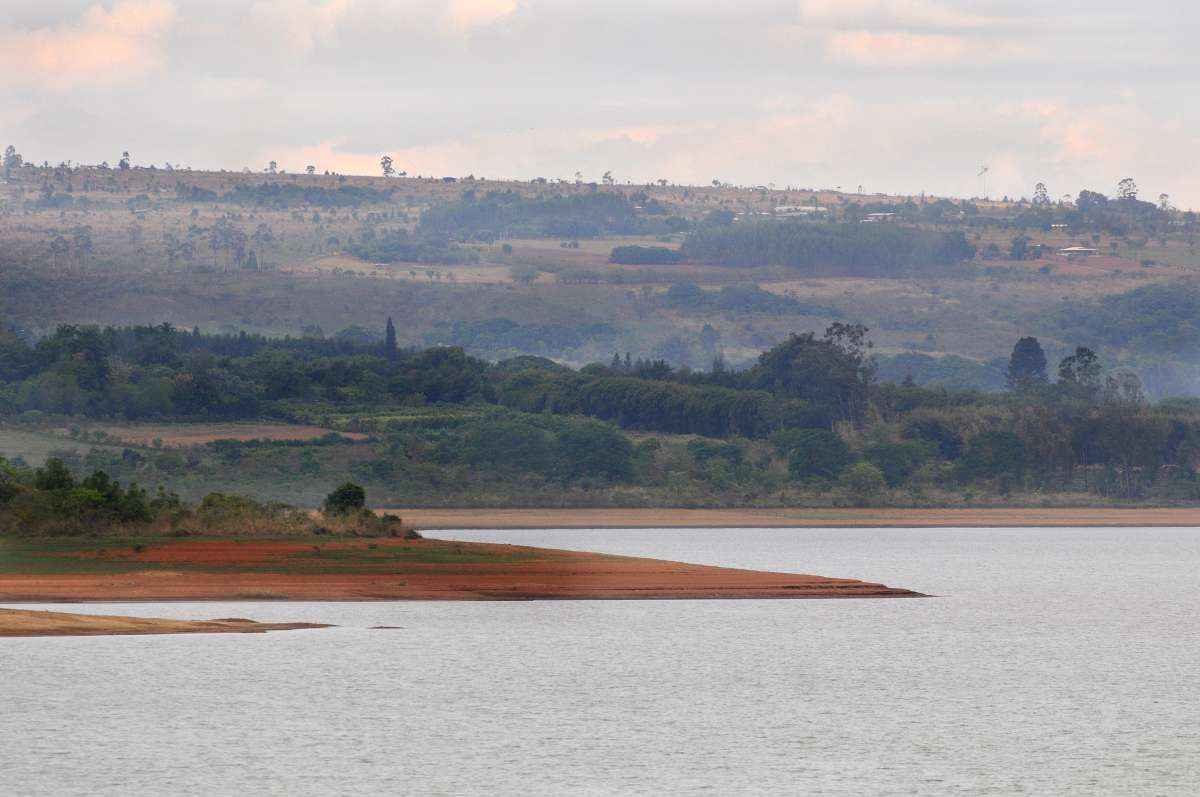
[3,526,1199,795]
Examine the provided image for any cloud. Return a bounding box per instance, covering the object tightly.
[798,0,1027,68]
[244,0,519,56]
[824,31,973,66]
[0,0,175,90]
[798,0,1004,31]
[447,0,519,30]
[247,0,352,55]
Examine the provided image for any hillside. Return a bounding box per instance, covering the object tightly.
[2,160,1198,397]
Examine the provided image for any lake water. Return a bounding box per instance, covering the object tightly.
[3,527,1199,795]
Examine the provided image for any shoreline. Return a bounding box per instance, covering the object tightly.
[0,607,331,637]
[0,537,923,604]
[383,506,1200,529]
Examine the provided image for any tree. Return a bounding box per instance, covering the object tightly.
[1116,177,1138,201]
[118,151,131,170]
[602,170,614,186]
[266,161,278,174]
[380,155,395,178]
[1159,193,1171,212]
[3,145,22,179]
[1033,182,1050,206]
[1009,234,1031,260]
[323,482,366,515]
[1006,337,1047,390]
[1057,346,1102,399]
[384,317,398,361]
[838,462,887,506]
[306,165,316,175]
[34,458,75,491]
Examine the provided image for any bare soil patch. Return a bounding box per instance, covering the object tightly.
[0,537,921,601]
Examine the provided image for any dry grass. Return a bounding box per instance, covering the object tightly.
[81,422,366,447]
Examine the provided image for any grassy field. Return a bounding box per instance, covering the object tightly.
[82,422,366,447]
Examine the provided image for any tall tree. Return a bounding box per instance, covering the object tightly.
[1116,177,1138,201]
[384,317,398,361]
[1057,346,1102,401]
[3,145,22,179]
[380,155,395,178]
[118,151,131,170]
[1006,337,1048,390]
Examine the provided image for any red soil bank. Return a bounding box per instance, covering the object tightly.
[0,538,923,602]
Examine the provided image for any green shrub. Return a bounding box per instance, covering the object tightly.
[323,482,367,515]
[784,429,851,482]
[838,462,887,506]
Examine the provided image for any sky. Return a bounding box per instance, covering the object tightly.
[2,0,1198,207]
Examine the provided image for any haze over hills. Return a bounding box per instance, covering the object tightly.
[2,150,1198,396]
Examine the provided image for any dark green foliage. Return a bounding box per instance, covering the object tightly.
[497,369,804,438]
[323,482,366,515]
[345,227,478,265]
[680,221,975,276]
[959,431,1026,484]
[5,459,152,533]
[433,413,635,484]
[610,245,683,265]
[1006,337,1048,390]
[901,415,964,459]
[1057,346,1102,400]
[746,324,874,426]
[662,281,841,317]
[556,421,635,482]
[864,441,930,487]
[784,429,851,481]
[839,462,888,506]
[384,317,398,362]
[34,458,75,490]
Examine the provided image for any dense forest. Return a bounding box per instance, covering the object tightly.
[679,222,977,275]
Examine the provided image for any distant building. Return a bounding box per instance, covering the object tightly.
[1058,246,1098,259]
[862,212,897,223]
[774,205,828,216]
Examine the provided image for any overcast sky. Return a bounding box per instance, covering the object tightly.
[3,0,1197,206]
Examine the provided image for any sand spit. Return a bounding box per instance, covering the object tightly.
[0,607,331,637]
[0,538,922,602]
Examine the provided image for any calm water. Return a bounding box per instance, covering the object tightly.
[3,527,1199,796]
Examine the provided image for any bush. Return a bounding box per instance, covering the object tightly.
[610,245,683,265]
[838,462,887,506]
[34,458,75,491]
[323,482,367,515]
[784,429,851,481]
[864,441,929,487]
